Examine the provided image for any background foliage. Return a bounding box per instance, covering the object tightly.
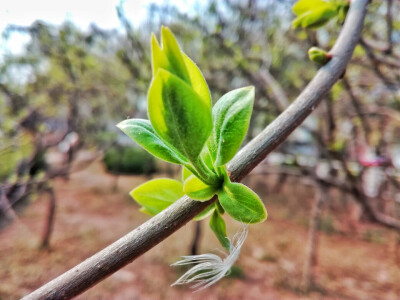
[1,0,400,298]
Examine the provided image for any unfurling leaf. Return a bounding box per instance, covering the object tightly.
[151,27,190,83]
[208,87,254,166]
[148,69,212,163]
[209,210,230,250]
[184,174,219,201]
[293,5,337,29]
[218,181,267,224]
[117,119,187,164]
[292,0,347,29]
[292,0,326,15]
[131,178,184,215]
[182,53,212,108]
[151,27,211,106]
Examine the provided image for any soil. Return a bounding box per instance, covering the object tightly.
[1,160,399,300]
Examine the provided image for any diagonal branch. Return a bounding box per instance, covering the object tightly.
[23,0,369,299]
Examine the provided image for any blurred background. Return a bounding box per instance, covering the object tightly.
[1,0,400,299]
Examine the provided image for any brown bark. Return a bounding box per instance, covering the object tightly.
[301,183,327,292]
[40,187,56,250]
[190,221,202,255]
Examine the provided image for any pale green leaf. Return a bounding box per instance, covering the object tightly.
[139,206,156,216]
[293,0,325,15]
[182,166,193,182]
[160,26,190,83]
[218,181,267,224]
[131,178,184,215]
[293,4,338,29]
[209,87,254,166]
[182,53,212,108]
[209,210,230,250]
[184,174,218,201]
[148,69,212,163]
[151,33,170,77]
[301,6,337,28]
[117,119,187,164]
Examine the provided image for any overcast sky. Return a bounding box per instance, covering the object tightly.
[0,0,193,56]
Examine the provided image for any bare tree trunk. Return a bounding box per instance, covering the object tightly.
[301,182,327,292]
[112,175,119,192]
[40,187,56,250]
[190,221,202,255]
[273,173,288,193]
[0,188,16,226]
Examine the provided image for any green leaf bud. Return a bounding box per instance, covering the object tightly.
[308,47,332,65]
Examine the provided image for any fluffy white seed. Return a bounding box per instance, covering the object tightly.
[171,225,248,291]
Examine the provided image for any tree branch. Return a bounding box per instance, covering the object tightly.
[23,1,369,299]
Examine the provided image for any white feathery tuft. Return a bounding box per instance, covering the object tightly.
[171,225,248,291]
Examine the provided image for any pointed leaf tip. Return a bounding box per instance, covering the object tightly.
[210,210,230,250]
[160,27,190,83]
[117,118,187,165]
[218,181,267,224]
[210,86,254,166]
[131,178,184,215]
[148,69,212,164]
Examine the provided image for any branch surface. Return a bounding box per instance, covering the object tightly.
[23,0,369,298]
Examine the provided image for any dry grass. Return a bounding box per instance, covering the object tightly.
[0,162,399,299]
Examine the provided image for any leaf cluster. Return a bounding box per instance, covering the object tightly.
[119,27,267,248]
[292,0,349,29]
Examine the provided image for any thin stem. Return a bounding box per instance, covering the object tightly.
[205,145,224,178]
[183,164,206,182]
[190,156,219,186]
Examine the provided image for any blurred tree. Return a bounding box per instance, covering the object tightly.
[1,0,400,293]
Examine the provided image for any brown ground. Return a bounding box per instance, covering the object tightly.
[1,160,399,300]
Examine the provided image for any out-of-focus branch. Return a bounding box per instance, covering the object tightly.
[359,39,398,90]
[239,66,290,113]
[362,0,394,54]
[252,163,400,231]
[342,78,371,140]
[360,105,400,123]
[23,1,369,299]
[386,0,394,54]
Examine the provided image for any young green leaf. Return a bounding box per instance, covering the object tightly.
[160,26,191,84]
[337,4,349,23]
[209,87,254,166]
[215,200,225,215]
[300,6,337,29]
[184,174,219,201]
[193,203,216,221]
[292,2,338,29]
[151,33,170,77]
[139,206,156,216]
[218,181,267,224]
[182,166,193,182]
[148,69,212,163]
[152,28,211,107]
[182,53,212,108]
[209,210,230,250]
[293,0,326,15]
[117,119,187,165]
[131,178,184,215]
